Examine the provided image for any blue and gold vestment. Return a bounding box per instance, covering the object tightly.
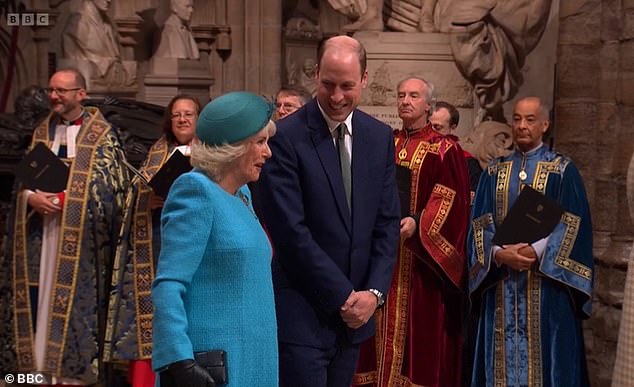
[467,145,592,387]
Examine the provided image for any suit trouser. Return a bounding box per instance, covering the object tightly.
[279,338,361,387]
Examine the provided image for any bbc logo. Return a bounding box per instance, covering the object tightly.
[7,13,49,26]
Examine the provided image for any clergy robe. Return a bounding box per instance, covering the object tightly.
[467,145,592,387]
[354,124,470,387]
[0,107,128,385]
[104,137,187,387]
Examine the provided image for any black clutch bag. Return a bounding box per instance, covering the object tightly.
[195,350,228,385]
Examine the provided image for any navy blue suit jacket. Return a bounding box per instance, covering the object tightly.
[258,99,400,348]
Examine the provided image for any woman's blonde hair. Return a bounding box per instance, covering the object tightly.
[190,120,276,181]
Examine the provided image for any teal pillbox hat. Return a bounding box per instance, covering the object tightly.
[196,91,273,145]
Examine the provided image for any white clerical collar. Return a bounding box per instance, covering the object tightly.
[317,101,354,137]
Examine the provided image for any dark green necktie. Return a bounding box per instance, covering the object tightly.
[336,123,352,211]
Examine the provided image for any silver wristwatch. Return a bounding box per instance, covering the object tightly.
[368,288,385,307]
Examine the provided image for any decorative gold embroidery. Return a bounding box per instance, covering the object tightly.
[554,213,592,280]
[132,137,170,358]
[472,213,494,266]
[494,281,506,386]
[428,184,456,257]
[378,241,414,384]
[45,107,108,375]
[533,159,561,192]
[527,272,543,386]
[13,191,35,370]
[495,162,512,224]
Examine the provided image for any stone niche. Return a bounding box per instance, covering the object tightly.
[142,57,213,106]
[354,31,473,137]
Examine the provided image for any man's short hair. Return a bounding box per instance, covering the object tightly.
[317,36,367,76]
[277,85,312,105]
[434,101,460,127]
[54,68,87,89]
[397,76,436,110]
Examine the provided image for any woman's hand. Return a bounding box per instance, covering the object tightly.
[165,359,215,387]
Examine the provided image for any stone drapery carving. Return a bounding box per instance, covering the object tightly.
[448,0,552,121]
[327,0,446,33]
[460,120,513,170]
[61,0,134,87]
[154,0,200,60]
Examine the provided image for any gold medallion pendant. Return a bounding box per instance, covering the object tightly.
[519,170,527,181]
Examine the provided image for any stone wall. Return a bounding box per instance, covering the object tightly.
[556,0,634,385]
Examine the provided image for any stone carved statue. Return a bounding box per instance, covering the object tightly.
[328,0,382,32]
[461,120,513,170]
[61,0,133,87]
[154,0,200,60]
[612,152,634,385]
[327,0,444,33]
[448,0,552,121]
[288,58,317,96]
[0,86,50,155]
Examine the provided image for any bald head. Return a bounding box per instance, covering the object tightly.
[317,35,367,77]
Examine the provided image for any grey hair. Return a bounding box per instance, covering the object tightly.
[190,120,277,181]
[397,76,436,111]
[516,96,551,121]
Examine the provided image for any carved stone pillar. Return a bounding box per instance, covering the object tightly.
[224,0,281,95]
[31,10,58,86]
[114,16,143,62]
[143,58,214,106]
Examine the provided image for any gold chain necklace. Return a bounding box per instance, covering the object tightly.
[398,127,422,160]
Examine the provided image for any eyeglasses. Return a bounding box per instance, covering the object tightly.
[45,87,82,95]
[171,111,197,120]
[276,102,301,111]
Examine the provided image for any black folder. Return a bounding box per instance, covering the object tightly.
[124,149,192,199]
[396,165,411,218]
[492,185,564,245]
[14,142,69,193]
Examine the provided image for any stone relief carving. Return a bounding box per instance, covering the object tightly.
[285,17,321,40]
[461,120,513,169]
[328,0,448,33]
[288,57,317,96]
[61,0,135,87]
[367,62,393,106]
[448,0,552,122]
[154,0,200,60]
[327,0,553,125]
[328,0,381,32]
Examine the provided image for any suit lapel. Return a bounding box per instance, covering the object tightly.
[307,101,352,234]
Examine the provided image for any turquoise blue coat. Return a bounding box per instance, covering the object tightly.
[152,169,278,386]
